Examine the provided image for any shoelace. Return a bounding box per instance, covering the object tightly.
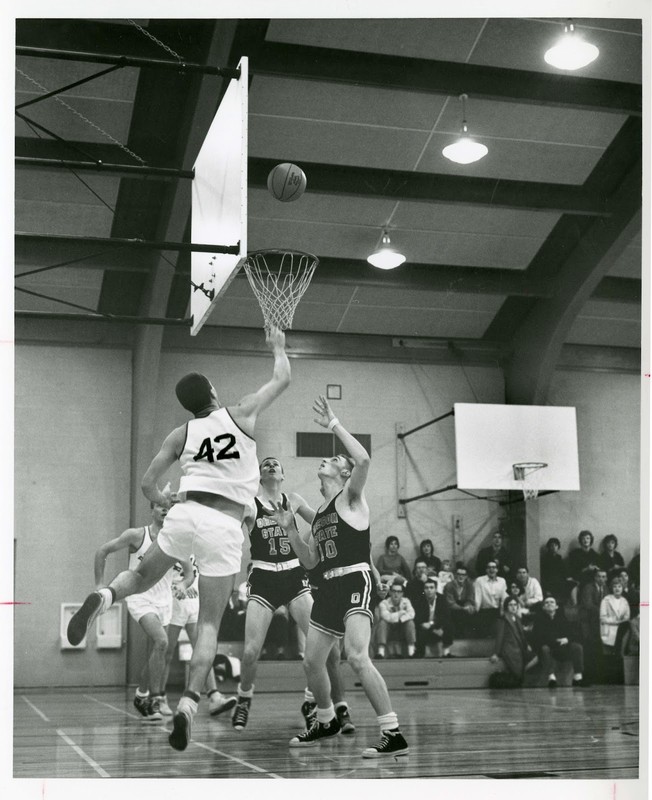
[233,704,249,723]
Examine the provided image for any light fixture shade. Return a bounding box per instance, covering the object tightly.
[544,24,599,70]
[442,137,489,165]
[367,231,406,270]
[367,249,406,270]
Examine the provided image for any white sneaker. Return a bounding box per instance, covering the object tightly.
[209,691,237,717]
[158,696,173,716]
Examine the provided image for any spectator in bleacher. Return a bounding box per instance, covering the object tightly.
[436,558,454,594]
[375,535,412,584]
[567,530,600,589]
[443,563,476,637]
[413,577,454,657]
[405,559,429,604]
[600,577,630,654]
[579,568,608,683]
[627,552,640,589]
[598,534,625,575]
[541,537,574,603]
[415,539,442,574]
[489,597,535,686]
[474,560,508,637]
[507,582,527,622]
[376,581,416,658]
[515,566,543,619]
[475,531,512,581]
[612,568,639,618]
[531,596,585,688]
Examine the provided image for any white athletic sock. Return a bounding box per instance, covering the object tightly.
[97,587,113,611]
[316,705,335,724]
[135,688,149,699]
[177,696,198,717]
[237,683,254,699]
[573,673,583,680]
[407,644,416,656]
[304,688,315,703]
[377,712,399,732]
[548,673,557,681]
[334,701,348,711]
[443,647,451,655]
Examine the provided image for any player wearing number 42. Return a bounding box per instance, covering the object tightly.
[66,327,291,753]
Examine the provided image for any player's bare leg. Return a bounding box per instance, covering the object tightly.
[169,574,234,751]
[290,594,355,733]
[67,543,177,646]
[344,613,408,758]
[232,600,274,730]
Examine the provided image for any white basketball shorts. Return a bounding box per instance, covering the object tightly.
[157,500,244,577]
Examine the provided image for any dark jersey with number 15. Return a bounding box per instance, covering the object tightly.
[250,493,299,564]
[311,490,371,574]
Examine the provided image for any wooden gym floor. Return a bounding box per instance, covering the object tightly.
[13,684,639,780]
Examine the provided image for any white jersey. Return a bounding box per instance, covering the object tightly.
[128,526,174,607]
[178,407,259,506]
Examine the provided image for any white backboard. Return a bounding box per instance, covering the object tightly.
[454,403,580,491]
[190,57,248,335]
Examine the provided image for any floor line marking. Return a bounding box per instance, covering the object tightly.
[84,693,143,721]
[20,695,50,722]
[56,728,111,778]
[192,740,285,779]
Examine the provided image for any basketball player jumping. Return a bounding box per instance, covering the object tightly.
[67,327,290,752]
[272,396,409,757]
[233,456,354,734]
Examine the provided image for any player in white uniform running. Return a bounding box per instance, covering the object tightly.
[233,456,354,734]
[67,327,290,751]
[93,498,194,721]
[163,555,236,717]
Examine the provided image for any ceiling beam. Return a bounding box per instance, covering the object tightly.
[15,233,640,305]
[252,41,641,116]
[504,159,642,403]
[15,142,612,216]
[249,157,609,216]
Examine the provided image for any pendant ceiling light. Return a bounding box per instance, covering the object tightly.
[544,20,599,71]
[442,93,488,165]
[367,230,406,270]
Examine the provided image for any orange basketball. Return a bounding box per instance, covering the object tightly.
[267,162,307,202]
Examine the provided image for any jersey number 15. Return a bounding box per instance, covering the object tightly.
[193,433,240,463]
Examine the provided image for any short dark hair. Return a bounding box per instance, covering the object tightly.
[385,535,400,549]
[424,578,437,588]
[175,372,213,414]
[337,454,355,473]
[602,534,619,549]
[504,596,519,611]
[546,537,561,549]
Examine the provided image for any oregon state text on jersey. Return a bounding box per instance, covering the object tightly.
[178,407,259,506]
[311,491,371,573]
[250,494,298,563]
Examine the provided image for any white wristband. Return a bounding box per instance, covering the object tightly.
[327,417,340,431]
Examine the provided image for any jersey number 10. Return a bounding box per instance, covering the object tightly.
[193,433,240,463]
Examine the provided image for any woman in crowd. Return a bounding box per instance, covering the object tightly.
[375,535,412,584]
[600,577,630,654]
[414,539,442,575]
[598,534,625,575]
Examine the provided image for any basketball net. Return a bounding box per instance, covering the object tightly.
[512,462,547,501]
[243,249,318,333]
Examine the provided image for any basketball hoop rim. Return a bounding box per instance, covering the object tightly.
[244,248,319,264]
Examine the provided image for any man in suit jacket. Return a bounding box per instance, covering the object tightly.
[443,563,476,638]
[413,578,454,657]
[531,597,585,688]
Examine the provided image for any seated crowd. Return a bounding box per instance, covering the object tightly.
[368,529,639,688]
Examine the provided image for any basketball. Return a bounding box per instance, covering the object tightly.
[267,162,307,202]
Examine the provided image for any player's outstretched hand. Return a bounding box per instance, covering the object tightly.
[271,500,294,531]
[313,395,335,428]
[266,326,286,352]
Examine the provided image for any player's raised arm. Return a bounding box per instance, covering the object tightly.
[313,395,370,501]
[229,327,290,434]
[272,500,319,570]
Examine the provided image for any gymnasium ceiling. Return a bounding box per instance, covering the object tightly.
[14,17,644,395]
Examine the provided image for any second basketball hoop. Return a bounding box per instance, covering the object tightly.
[243,249,318,334]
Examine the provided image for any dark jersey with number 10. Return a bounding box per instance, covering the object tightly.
[311,490,371,574]
[250,493,299,564]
